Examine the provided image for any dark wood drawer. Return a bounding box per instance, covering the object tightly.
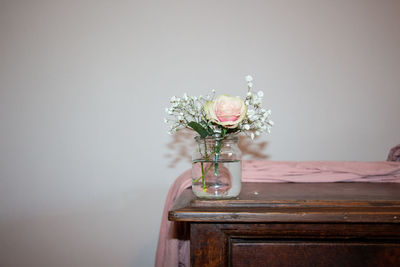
[231,240,400,267]
[190,222,400,267]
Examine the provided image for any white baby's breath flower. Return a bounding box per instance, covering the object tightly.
[245,75,253,82]
[164,75,272,138]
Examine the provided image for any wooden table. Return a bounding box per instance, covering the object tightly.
[169,182,400,267]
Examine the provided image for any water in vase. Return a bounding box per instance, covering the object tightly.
[192,159,241,199]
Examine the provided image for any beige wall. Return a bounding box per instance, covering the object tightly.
[1,0,399,266]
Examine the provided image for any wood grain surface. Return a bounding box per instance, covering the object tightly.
[169,183,400,223]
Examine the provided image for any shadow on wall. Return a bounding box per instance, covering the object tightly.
[238,135,269,160]
[165,129,196,168]
[165,130,269,168]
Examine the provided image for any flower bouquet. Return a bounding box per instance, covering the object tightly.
[165,75,273,198]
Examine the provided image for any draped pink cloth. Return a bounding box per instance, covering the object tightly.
[387,144,400,162]
[155,160,400,267]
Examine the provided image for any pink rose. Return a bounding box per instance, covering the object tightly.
[204,95,247,129]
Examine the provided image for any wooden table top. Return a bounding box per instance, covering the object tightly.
[169,182,400,223]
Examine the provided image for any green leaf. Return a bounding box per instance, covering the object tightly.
[221,128,227,138]
[188,121,209,138]
[200,120,214,136]
[226,128,239,134]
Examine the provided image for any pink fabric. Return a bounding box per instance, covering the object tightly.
[387,144,400,162]
[243,161,400,183]
[155,170,192,267]
[155,160,400,267]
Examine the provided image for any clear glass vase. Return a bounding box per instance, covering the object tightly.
[192,135,242,199]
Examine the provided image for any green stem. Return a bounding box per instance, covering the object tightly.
[193,162,214,191]
[202,140,209,191]
[201,162,206,190]
[214,140,220,176]
[213,130,226,176]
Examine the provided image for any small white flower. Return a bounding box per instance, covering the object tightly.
[245,75,253,82]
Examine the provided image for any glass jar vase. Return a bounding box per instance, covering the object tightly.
[192,135,242,199]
